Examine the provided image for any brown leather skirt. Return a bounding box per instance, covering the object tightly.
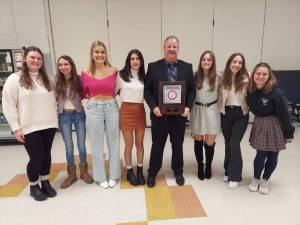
[120,102,146,130]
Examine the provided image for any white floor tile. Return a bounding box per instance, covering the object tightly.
[1,125,300,225]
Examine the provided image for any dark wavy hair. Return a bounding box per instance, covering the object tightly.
[248,62,277,94]
[19,46,51,91]
[221,52,249,92]
[195,50,217,91]
[55,55,80,99]
[119,49,145,82]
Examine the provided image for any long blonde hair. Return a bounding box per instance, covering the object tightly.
[89,40,111,75]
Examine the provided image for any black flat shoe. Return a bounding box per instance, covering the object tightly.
[41,180,57,197]
[147,175,156,188]
[30,184,48,201]
[175,174,185,186]
[127,168,139,186]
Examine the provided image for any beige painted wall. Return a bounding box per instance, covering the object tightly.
[3,0,297,125]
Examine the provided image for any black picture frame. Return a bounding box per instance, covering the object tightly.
[159,81,186,115]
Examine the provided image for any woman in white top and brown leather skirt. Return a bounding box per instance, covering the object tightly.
[190,50,221,180]
[115,49,146,186]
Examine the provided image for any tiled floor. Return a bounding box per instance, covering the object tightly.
[0,125,299,225]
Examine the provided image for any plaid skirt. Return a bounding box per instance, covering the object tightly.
[249,116,286,151]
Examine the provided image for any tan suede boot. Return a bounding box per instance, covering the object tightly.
[79,163,94,184]
[60,165,77,189]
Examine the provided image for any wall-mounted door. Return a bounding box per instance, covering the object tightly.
[49,0,109,71]
[108,0,162,69]
[213,0,265,71]
[162,0,214,69]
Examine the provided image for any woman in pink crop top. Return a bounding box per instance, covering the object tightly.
[81,40,120,189]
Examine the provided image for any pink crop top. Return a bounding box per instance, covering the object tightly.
[81,71,117,98]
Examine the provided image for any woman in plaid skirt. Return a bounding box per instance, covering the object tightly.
[247,62,295,194]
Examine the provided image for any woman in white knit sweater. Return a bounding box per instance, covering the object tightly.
[2,46,58,201]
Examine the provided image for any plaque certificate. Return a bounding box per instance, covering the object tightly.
[159,81,186,115]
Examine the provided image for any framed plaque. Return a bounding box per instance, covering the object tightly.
[159,81,186,115]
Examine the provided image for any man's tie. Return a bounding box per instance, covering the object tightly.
[167,64,176,81]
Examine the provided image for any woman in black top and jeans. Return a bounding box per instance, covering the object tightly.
[247,62,295,194]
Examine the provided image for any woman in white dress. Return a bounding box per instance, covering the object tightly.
[190,50,221,180]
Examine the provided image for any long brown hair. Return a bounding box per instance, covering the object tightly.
[221,52,249,92]
[119,49,145,82]
[195,50,217,91]
[248,62,277,94]
[89,40,111,76]
[55,55,80,99]
[19,46,51,91]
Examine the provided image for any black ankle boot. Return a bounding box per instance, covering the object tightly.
[41,180,57,197]
[194,140,204,180]
[127,168,139,186]
[204,143,215,179]
[30,184,48,201]
[136,166,145,185]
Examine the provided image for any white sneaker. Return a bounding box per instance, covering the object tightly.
[223,175,229,182]
[228,181,239,189]
[259,179,269,194]
[248,178,260,192]
[100,181,109,189]
[108,179,117,188]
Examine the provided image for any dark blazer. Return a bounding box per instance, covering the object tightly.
[144,59,196,122]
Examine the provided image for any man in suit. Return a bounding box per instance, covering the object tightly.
[144,35,196,187]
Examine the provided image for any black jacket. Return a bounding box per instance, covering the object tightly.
[247,87,295,139]
[144,59,196,122]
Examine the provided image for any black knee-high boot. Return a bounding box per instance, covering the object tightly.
[204,143,215,179]
[194,140,204,180]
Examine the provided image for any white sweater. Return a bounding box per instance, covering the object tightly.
[2,72,58,135]
[115,70,144,103]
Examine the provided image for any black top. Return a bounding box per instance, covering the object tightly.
[247,87,295,139]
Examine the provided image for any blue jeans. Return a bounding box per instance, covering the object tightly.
[86,99,120,183]
[58,111,87,167]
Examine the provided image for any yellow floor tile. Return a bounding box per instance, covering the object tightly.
[0,184,28,197]
[145,186,176,221]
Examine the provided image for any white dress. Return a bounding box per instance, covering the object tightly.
[190,75,221,135]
